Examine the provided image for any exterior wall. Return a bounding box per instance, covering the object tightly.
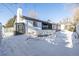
[57,24,61,31]
[25,19,42,36]
[52,24,61,30]
[28,20,33,27]
[38,24,57,36]
[24,20,59,36]
[27,27,38,36]
[52,24,57,30]
[37,24,60,36]
[61,24,65,30]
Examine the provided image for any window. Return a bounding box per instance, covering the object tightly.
[33,21,38,27]
[42,23,52,30]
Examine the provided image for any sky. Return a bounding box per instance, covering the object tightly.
[0,3,77,25]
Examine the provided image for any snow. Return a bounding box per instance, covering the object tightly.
[0,30,79,56]
[63,30,73,48]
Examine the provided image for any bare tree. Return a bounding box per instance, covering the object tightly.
[72,7,79,25]
[28,10,38,19]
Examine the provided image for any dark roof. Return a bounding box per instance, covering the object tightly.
[5,16,56,28]
[22,16,53,24]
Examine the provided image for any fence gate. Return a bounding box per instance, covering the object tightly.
[15,23,25,35]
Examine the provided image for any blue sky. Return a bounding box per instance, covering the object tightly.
[0,3,75,25]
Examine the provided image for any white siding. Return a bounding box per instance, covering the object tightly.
[34,22,42,30]
[28,20,33,27]
[52,24,57,30]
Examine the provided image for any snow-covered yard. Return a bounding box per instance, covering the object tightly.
[0,30,79,56]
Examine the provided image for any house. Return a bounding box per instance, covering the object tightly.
[3,8,60,38]
[14,16,59,36]
[13,8,59,37]
[3,16,59,38]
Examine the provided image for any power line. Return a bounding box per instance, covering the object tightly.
[1,4,16,15]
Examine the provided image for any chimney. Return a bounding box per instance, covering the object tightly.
[16,8,23,23]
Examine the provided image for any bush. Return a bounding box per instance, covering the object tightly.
[65,25,76,32]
